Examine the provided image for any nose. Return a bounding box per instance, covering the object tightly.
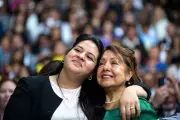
[103,62,111,71]
[78,52,85,61]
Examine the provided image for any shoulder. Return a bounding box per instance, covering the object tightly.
[138,97,155,112]
[138,97,158,119]
[19,75,49,84]
[18,75,49,92]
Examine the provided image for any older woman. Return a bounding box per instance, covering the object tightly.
[97,45,158,120]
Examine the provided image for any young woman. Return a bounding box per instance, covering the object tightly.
[4,34,150,120]
[97,45,158,120]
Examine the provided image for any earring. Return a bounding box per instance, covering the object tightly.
[61,60,64,63]
[88,75,92,80]
[127,81,131,85]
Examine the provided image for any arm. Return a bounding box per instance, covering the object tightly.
[120,82,150,120]
[3,77,32,120]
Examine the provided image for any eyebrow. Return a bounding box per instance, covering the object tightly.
[76,45,96,59]
[100,57,122,63]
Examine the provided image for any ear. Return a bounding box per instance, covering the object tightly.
[126,70,133,82]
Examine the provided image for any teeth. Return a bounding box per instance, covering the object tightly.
[102,75,112,78]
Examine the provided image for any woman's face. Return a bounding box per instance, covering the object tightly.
[97,50,131,88]
[64,40,99,79]
[0,81,16,109]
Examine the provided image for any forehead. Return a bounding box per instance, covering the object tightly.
[102,50,122,60]
[1,81,16,89]
[75,40,99,56]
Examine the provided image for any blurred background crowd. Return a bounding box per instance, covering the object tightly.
[0,0,180,119]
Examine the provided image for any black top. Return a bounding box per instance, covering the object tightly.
[3,75,150,120]
[3,76,105,120]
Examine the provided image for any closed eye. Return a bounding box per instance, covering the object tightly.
[87,56,93,61]
[74,48,81,52]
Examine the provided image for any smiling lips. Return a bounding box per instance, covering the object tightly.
[101,74,113,79]
[72,60,82,67]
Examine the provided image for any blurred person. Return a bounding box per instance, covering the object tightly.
[123,12,136,25]
[121,0,133,13]
[159,23,176,52]
[18,66,30,78]
[122,24,147,60]
[159,23,176,63]
[143,73,159,89]
[114,12,136,40]
[100,20,114,47]
[91,0,108,34]
[25,4,41,44]
[4,34,150,120]
[43,0,56,8]
[169,35,180,59]
[151,6,169,41]
[166,55,180,83]
[0,36,11,68]
[7,62,22,80]
[134,47,144,69]
[50,27,62,44]
[143,72,159,100]
[11,34,24,51]
[150,77,180,117]
[52,42,67,61]
[10,0,30,12]
[82,23,94,34]
[61,7,82,46]
[37,8,61,37]
[9,50,24,65]
[137,9,157,51]
[45,8,61,29]
[0,80,16,120]
[23,44,38,74]
[144,46,167,73]
[97,45,158,120]
[11,12,28,42]
[32,34,52,57]
[14,2,28,14]
[106,9,118,26]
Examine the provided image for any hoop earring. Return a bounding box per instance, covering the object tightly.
[88,75,92,80]
[127,81,131,85]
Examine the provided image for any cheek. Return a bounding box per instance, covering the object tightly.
[86,62,96,72]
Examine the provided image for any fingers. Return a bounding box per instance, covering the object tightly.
[135,100,140,117]
[121,101,140,120]
[121,106,126,120]
[126,103,131,120]
[130,106,136,118]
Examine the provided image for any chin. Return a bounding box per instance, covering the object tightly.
[99,82,113,88]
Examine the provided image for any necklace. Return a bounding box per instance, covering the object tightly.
[105,97,120,104]
[56,73,85,120]
[105,88,125,104]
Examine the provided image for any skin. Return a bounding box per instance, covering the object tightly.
[97,50,139,120]
[50,40,146,120]
[50,40,99,89]
[0,81,16,109]
[0,80,16,120]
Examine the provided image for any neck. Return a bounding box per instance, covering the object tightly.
[104,86,125,109]
[58,68,83,89]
